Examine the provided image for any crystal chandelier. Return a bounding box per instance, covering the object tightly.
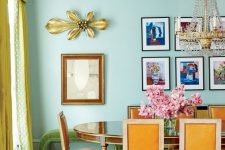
[176,0,225,56]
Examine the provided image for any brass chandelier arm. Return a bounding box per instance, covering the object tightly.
[177,31,225,40]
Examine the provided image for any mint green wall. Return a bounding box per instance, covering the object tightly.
[27,0,225,139]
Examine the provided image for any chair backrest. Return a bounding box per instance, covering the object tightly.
[58,111,69,150]
[196,105,209,118]
[123,119,164,150]
[209,105,225,131]
[209,105,225,119]
[127,106,153,119]
[179,119,221,150]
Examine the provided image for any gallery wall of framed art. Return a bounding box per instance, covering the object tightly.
[141,16,225,91]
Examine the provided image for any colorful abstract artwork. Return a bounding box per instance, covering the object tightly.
[209,57,225,90]
[179,61,199,85]
[146,22,165,46]
[142,57,170,90]
[213,61,225,85]
[176,57,204,90]
[142,17,170,51]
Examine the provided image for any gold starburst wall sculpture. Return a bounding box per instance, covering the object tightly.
[45,10,109,40]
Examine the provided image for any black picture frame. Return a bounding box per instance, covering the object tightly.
[175,56,204,90]
[141,17,170,51]
[142,57,171,91]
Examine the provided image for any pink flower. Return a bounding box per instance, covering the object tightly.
[139,101,154,118]
[189,93,203,105]
[139,84,203,119]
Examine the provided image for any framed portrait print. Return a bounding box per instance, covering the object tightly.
[141,17,170,51]
[209,56,225,90]
[174,17,202,51]
[175,57,204,90]
[142,57,170,91]
[61,54,104,104]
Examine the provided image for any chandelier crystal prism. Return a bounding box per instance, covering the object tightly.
[176,0,225,56]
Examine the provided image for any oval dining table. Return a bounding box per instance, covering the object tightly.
[74,121,225,150]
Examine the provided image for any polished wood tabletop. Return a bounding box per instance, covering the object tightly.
[74,121,225,150]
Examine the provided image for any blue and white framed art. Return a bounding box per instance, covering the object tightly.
[141,17,170,51]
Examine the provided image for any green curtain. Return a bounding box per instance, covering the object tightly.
[0,0,13,149]
[13,0,33,149]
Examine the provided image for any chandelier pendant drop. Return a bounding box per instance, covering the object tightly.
[176,0,225,56]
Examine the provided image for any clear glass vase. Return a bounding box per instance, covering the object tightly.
[164,118,176,136]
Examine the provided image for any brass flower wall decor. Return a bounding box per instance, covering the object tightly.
[45,10,109,40]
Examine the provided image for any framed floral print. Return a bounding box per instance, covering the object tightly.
[174,17,202,51]
[175,57,204,90]
[142,57,170,91]
[141,17,170,51]
[61,54,104,104]
[209,56,225,90]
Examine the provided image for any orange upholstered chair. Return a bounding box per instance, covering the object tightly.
[58,111,94,150]
[169,111,196,150]
[179,119,221,150]
[128,106,153,119]
[123,119,164,150]
[209,105,225,131]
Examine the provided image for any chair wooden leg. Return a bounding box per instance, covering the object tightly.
[101,145,107,150]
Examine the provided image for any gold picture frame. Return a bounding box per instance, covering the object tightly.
[61,54,104,104]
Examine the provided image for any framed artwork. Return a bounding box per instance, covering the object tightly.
[175,57,204,90]
[209,56,225,90]
[174,17,202,51]
[61,54,104,104]
[141,17,170,51]
[142,57,170,91]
